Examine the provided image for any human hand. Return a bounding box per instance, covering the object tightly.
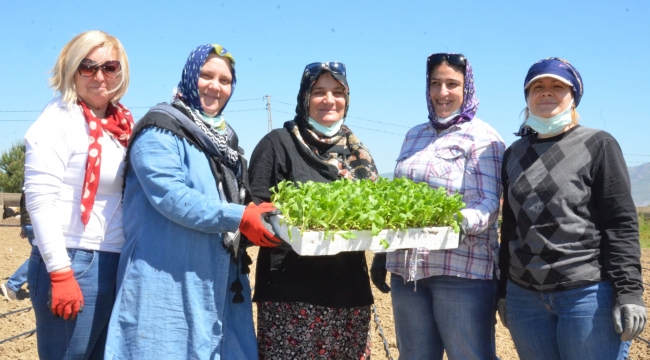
[49,268,84,320]
[497,298,507,328]
[613,304,647,341]
[239,203,283,247]
[20,230,26,239]
[370,253,390,293]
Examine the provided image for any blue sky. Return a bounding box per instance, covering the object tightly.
[1,0,649,174]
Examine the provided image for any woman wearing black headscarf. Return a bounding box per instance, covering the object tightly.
[249,62,377,359]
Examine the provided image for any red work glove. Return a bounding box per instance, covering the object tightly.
[49,269,84,320]
[239,203,282,247]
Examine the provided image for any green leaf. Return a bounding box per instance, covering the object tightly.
[271,178,466,238]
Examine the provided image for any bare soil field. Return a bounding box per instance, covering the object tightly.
[2,217,649,359]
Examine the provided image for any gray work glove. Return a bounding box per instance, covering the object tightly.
[613,304,647,341]
[370,253,391,293]
[497,298,507,328]
[266,213,288,242]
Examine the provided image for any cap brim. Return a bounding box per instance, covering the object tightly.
[524,74,573,89]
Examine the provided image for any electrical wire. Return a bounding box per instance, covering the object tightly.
[2,102,650,158]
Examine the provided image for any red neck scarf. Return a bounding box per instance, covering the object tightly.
[78,100,134,226]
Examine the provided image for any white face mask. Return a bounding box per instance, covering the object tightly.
[308,117,344,137]
[436,109,461,125]
[525,101,574,136]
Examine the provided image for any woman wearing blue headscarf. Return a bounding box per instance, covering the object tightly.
[498,57,646,360]
[104,44,280,359]
[370,53,505,359]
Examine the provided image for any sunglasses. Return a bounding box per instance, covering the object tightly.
[428,54,467,69]
[304,62,346,77]
[77,59,122,78]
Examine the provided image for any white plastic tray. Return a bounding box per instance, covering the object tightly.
[278,223,459,256]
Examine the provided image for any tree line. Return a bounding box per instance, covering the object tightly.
[0,142,25,193]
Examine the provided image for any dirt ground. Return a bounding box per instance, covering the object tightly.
[1,217,650,359]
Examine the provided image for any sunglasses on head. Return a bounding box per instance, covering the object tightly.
[428,54,467,69]
[77,59,122,78]
[304,62,346,77]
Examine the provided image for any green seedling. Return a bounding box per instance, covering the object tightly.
[270,178,465,240]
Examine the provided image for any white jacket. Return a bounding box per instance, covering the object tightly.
[24,97,126,272]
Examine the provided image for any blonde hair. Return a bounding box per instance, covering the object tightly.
[50,30,130,106]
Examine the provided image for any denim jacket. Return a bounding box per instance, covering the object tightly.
[104,126,257,360]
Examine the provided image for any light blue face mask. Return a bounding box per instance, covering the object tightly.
[525,101,574,136]
[201,114,227,135]
[308,117,344,137]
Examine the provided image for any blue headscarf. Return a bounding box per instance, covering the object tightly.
[177,44,236,116]
[426,53,479,130]
[524,57,583,106]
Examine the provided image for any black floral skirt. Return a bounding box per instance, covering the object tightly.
[256,301,372,360]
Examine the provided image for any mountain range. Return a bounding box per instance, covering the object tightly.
[629,163,650,207]
[382,162,650,207]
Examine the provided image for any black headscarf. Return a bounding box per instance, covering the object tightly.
[285,63,378,181]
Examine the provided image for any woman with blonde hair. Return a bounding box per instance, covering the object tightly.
[24,30,133,359]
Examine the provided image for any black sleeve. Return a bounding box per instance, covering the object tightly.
[593,137,644,307]
[248,135,285,204]
[498,147,515,299]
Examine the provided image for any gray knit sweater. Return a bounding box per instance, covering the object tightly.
[499,126,644,307]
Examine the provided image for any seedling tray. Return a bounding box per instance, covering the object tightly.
[278,223,459,256]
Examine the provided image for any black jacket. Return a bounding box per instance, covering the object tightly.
[248,126,373,308]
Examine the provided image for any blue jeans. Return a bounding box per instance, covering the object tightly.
[505,280,630,360]
[390,273,498,360]
[6,225,34,292]
[28,246,120,360]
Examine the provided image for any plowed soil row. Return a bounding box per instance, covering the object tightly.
[2,218,649,359]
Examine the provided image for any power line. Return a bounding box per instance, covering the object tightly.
[272,109,294,116]
[224,108,266,113]
[0,98,266,113]
[347,116,412,129]
[228,98,265,102]
[352,126,405,137]
[3,99,650,154]
[0,110,41,113]
[0,108,268,123]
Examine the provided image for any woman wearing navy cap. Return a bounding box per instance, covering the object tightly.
[498,57,646,359]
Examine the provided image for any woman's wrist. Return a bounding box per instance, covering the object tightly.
[50,266,72,274]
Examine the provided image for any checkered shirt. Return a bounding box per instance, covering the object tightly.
[386,118,505,281]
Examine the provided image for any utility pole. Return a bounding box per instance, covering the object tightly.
[265,95,272,133]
